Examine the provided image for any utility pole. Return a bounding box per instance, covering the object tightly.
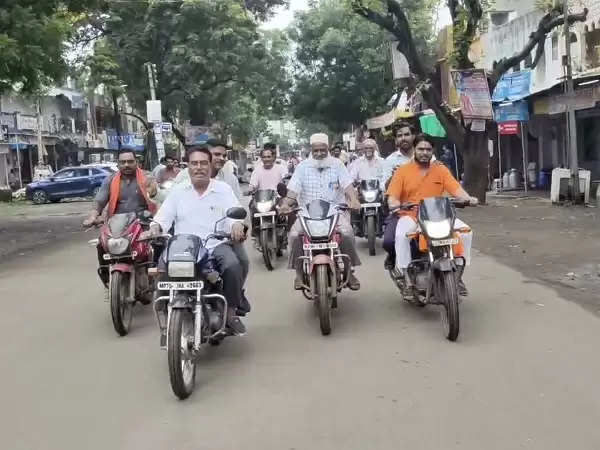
[36,98,45,165]
[563,0,581,202]
[111,90,122,150]
[146,63,157,101]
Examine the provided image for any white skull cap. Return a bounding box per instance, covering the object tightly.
[309,133,329,146]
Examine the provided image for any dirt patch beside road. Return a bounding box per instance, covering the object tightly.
[0,200,90,265]
[462,196,600,316]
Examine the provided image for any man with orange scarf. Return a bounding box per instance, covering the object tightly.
[83,150,157,286]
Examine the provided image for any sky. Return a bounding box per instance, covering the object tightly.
[263,0,451,31]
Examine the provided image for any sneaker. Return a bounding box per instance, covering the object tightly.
[237,290,251,316]
[348,273,361,291]
[226,316,246,336]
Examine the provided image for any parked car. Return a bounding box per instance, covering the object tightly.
[26,166,112,205]
[84,162,118,173]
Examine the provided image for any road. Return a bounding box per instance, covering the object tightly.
[1,231,600,450]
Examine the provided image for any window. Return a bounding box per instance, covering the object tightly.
[91,168,103,175]
[55,169,75,179]
[552,34,559,60]
[74,169,90,177]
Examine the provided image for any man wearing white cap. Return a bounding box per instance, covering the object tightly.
[279,133,362,290]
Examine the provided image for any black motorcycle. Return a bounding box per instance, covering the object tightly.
[389,197,472,341]
[352,179,384,256]
[252,189,288,270]
[153,207,247,399]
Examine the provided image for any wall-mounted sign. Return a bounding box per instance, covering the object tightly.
[498,121,519,135]
[451,69,493,120]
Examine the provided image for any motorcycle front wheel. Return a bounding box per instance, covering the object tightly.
[261,229,274,271]
[168,309,196,399]
[110,271,133,336]
[438,271,460,341]
[367,215,376,256]
[314,265,332,336]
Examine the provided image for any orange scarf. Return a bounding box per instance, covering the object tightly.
[108,168,157,216]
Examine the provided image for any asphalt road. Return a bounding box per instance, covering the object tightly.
[1,233,600,450]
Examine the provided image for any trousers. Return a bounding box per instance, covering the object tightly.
[287,211,361,270]
[394,216,473,269]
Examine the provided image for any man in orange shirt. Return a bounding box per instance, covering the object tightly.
[386,134,477,294]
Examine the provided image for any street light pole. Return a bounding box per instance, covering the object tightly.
[563,0,581,202]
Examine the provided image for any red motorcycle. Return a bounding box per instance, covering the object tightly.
[90,211,155,336]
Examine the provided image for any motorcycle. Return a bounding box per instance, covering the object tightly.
[389,197,472,341]
[353,179,384,256]
[253,189,288,270]
[152,207,247,399]
[295,199,352,336]
[89,211,155,336]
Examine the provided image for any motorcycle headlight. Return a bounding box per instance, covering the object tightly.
[168,261,195,278]
[363,190,377,203]
[305,219,331,238]
[423,220,451,239]
[256,201,274,213]
[107,237,129,255]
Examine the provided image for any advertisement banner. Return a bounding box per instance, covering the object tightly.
[451,69,493,119]
[366,110,396,129]
[492,70,531,102]
[494,100,529,122]
[184,123,212,145]
[106,129,145,151]
[498,121,520,135]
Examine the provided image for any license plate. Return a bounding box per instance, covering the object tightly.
[361,203,381,208]
[157,281,204,290]
[303,242,338,250]
[431,238,459,246]
[255,211,276,217]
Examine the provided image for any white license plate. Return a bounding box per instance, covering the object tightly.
[361,203,381,208]
[157,281,204,290]
[431,238,459,246]
[303,242,338,250]
[255,211,276,217]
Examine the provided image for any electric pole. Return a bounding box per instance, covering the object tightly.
[563,0,581,202]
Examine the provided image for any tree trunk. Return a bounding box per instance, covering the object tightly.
[461,130,489,204]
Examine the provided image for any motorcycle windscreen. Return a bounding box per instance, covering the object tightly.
[254,189,276,202]
[107,212,136,236]
[418,197,456,225]
[304,199,334,220]
[166,234,203,262]
[360,179,380,191]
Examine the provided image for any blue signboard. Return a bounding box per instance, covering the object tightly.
[494,99,529,122]
[106,128,145,151]
[492,70,531,102]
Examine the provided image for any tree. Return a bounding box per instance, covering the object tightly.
[351,0,588,201]
[0,0,105,93]
[289,0,440,133]
[91,0,290,145]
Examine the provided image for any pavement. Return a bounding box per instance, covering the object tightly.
[1,203,600,449]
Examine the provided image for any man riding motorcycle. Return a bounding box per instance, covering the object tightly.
[144,146,248,335]
[156,154,179,184]
[349,138,385,184]
[82,149,157,287]
[386,134,476,295]
[248,143,289,239]
[278,133,362,291]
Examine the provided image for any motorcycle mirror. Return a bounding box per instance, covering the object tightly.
[277,182,288,198]
[226,207,247,220]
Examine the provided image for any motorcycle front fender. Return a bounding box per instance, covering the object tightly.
[110,263,134,273]
[309,254,336,274]
[170,293,196,309]
[432,256,456,272]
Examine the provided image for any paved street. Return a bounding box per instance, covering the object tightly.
[1,227,600,450]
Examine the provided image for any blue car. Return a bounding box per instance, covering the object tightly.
[26,166,113,204]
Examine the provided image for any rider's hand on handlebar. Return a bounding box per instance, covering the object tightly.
[82,214,101,228]
[139,224,161,241]
[277,203,291,215]
[469,196,479,206]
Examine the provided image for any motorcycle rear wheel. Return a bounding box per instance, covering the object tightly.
[439,271,460,341]
[110,271,133,336]
[315,265,332,335]
[367,215,376,256]
[261,229,274,271]
[168,309,196,399]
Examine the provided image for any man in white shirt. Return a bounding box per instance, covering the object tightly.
[147,146,248,335]
[349,138,385,184]
[279,133,361,290]
[382,122,417,187]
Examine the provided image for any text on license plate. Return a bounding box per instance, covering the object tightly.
[157,281,204,290]
[254,211,276,217]
[303,242,338,250]
[361,202,381,208]
[431,238,459,246]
